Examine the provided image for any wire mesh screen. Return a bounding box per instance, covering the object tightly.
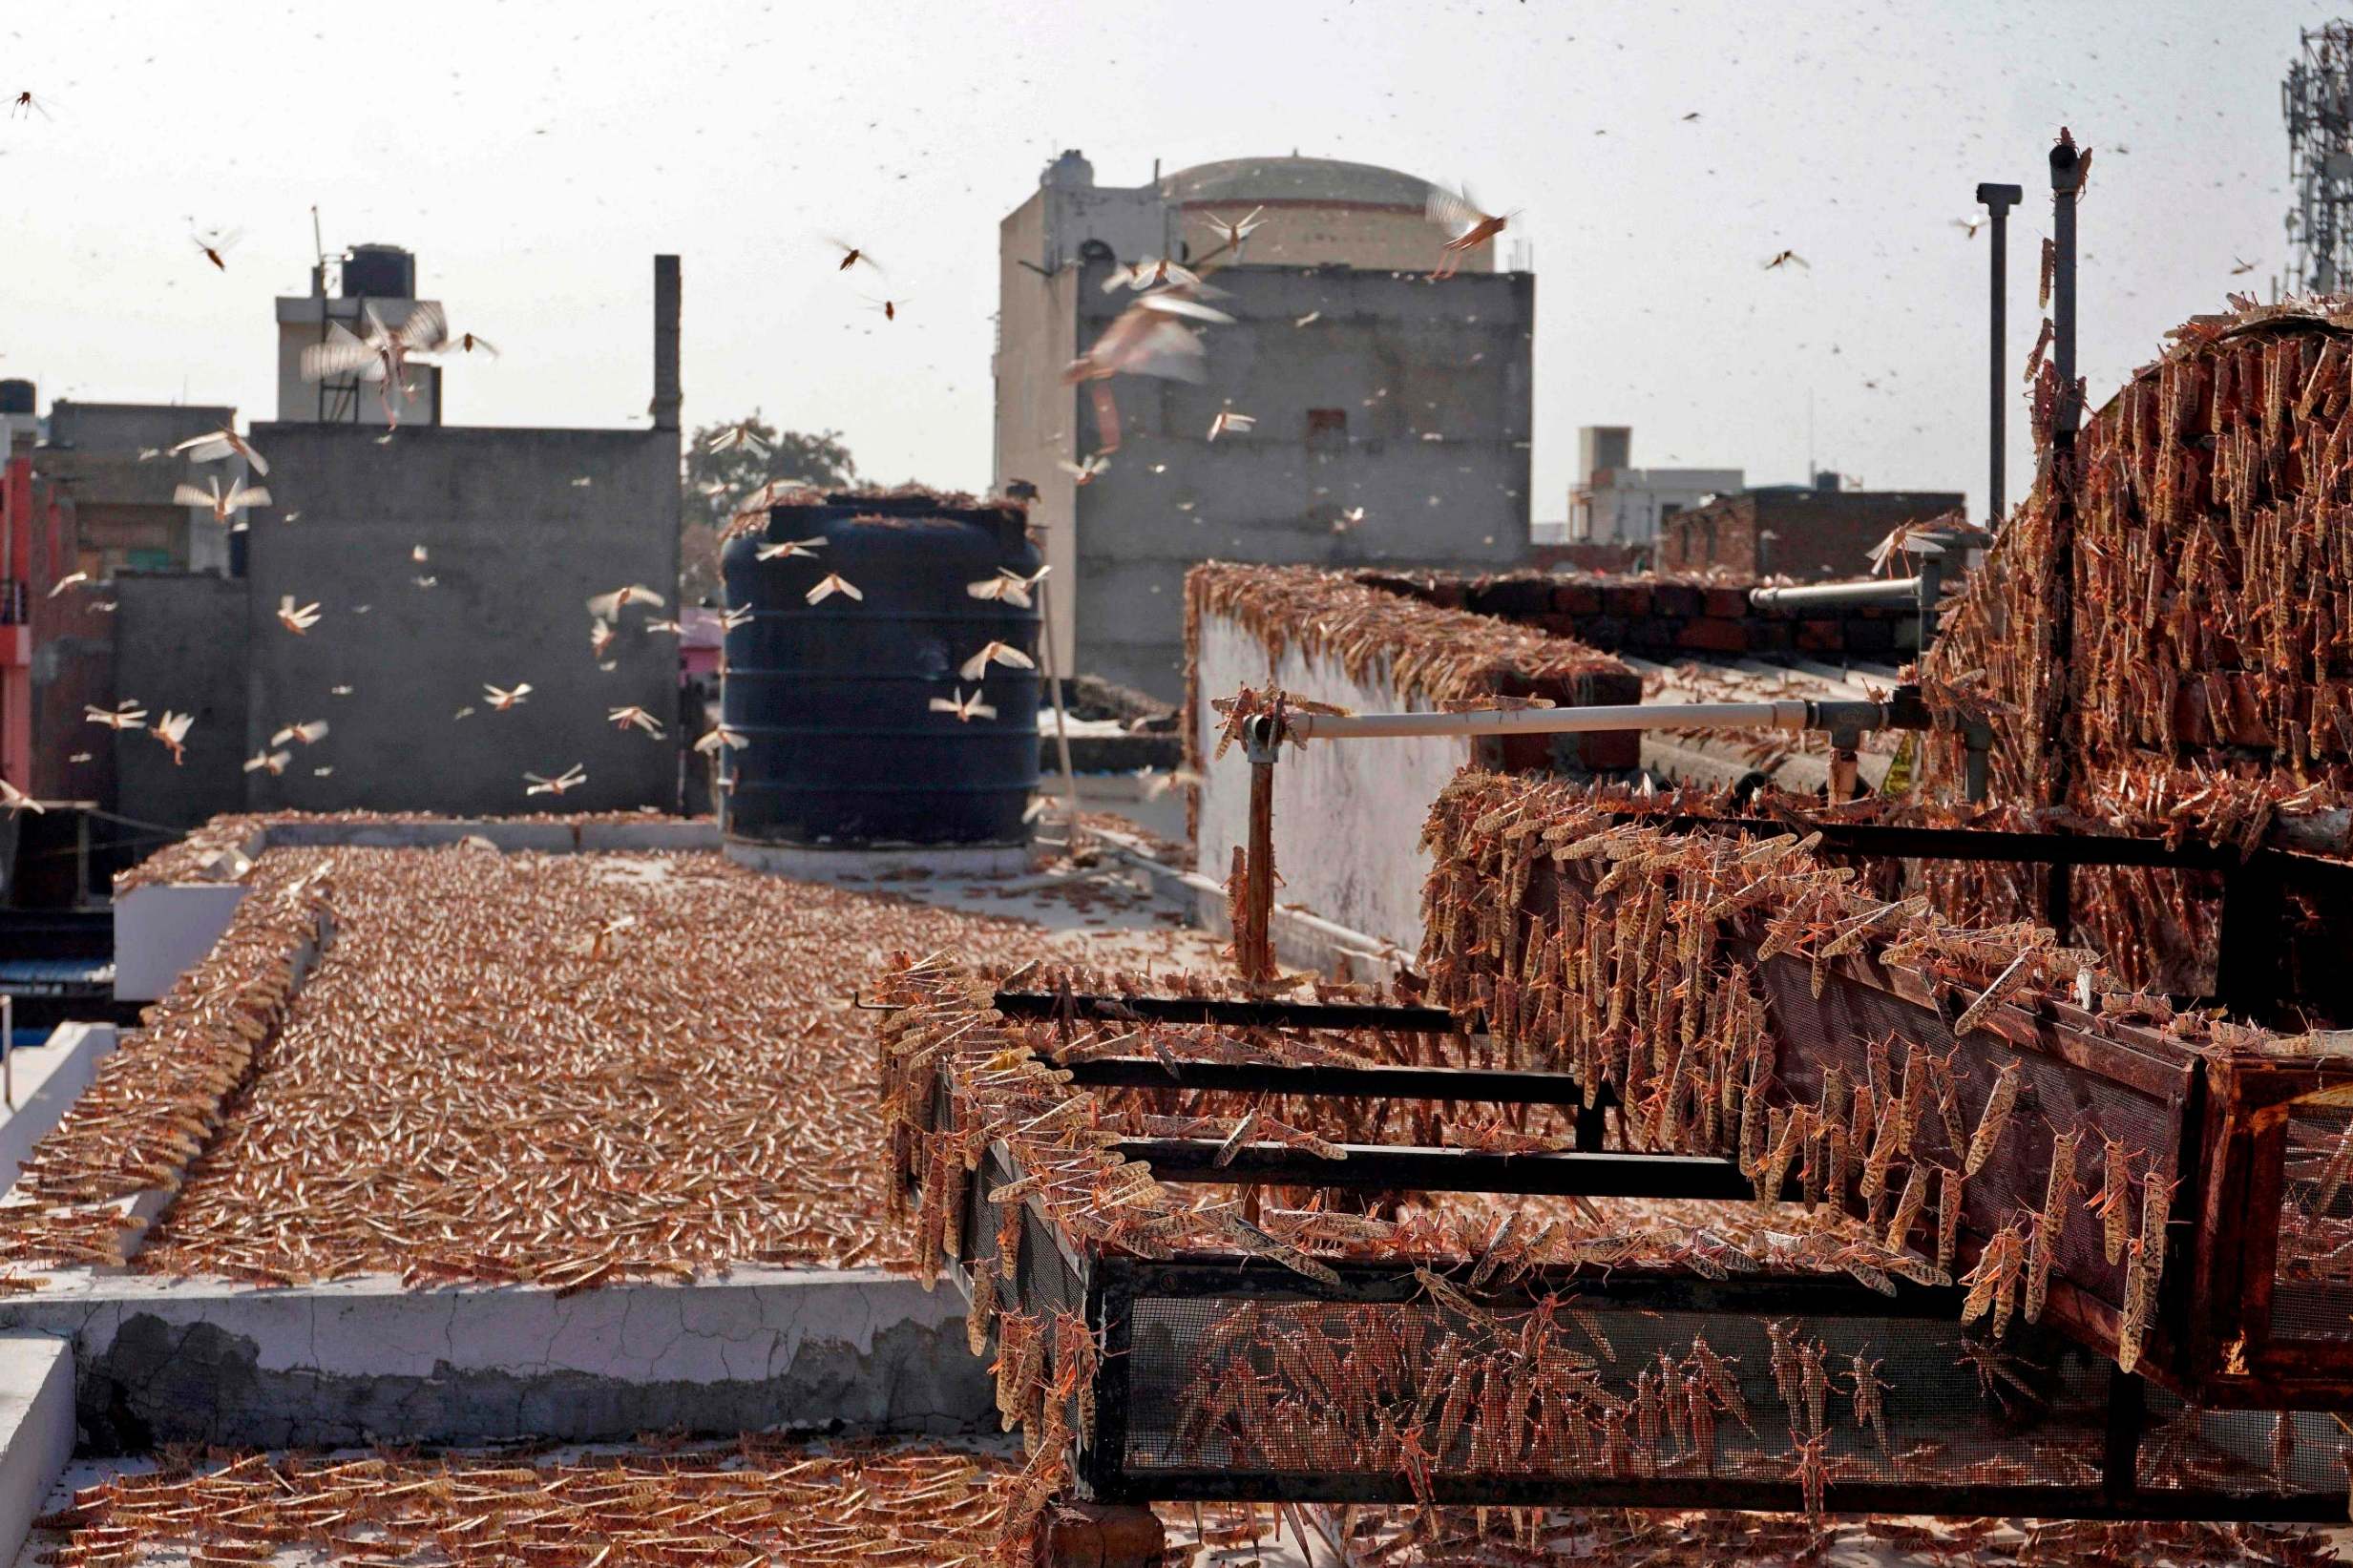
[1109,1267,2120,1508]
[2138,1387,2353,1498]
[967,1142,1086,1327]
[2271,1108,2353,1343]
[1752,943,2175,1323]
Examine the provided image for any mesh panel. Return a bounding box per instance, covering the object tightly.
[2138,1388,2353,1497]
[1119,1283,2111,1499]
[1755,950,2170,1318]
[2273,1107,2353,1341]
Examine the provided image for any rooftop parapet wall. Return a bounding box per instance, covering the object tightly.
[1357,568,1922,663]
[1183,564,1640,955]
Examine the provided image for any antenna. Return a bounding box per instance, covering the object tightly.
[309,205,330,299]
[2283,25,2353,294]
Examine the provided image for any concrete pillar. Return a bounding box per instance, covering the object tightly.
[652,255,682,431]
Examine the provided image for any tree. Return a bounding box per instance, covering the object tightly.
[680,415,857,601]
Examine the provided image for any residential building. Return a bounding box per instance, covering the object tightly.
[1559,425,1741,547]
[1656,472,1965,579]
[108,252,684,827]
[995,151,1531,699]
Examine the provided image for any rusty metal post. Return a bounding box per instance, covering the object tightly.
[1040,1499,1167,1566]
[1236,716,1280,985]
[1977,181,2024,528]
[2041,135,2086,941]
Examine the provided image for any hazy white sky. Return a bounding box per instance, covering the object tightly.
[1,0,2338,525]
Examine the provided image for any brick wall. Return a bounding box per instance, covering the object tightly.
[1659,491,1964,579]
[1355,570,1920,663]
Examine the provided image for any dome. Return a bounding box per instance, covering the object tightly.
[1158,156,1438,211]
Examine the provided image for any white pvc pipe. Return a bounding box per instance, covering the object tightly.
[1284,700,1816,742]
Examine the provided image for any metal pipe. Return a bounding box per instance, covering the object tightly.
[1286,700,1819,742]
[1035,575,1084,859]
[1750,577,1920,612]
[1916,553,1943,649]
[1978,181,2024,527]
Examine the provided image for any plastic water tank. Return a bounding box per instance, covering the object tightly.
[342,244,416,300]
[0,380,33,416]
[720,491,1041,847]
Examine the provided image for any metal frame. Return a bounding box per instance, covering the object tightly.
[1081,1250,2351,1520]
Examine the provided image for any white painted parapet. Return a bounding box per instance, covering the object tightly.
[1193,612,1470,956]
[113,884,248,1003]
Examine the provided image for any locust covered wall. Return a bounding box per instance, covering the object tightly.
[238,424,682,816]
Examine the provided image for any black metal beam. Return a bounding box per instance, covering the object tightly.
[1112,1138,1772,1199]
[1637,816,2353,891]
[994,991,1468,1034]
[1101,1470,2353,1522]
[1061,1056,1600,1108]
[2215,858,2287,1023]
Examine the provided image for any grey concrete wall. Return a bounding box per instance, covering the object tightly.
[112,574,249,831]
[0,1269,990,1452]
[1193,611,1467,954]
[1074,261,1534,699]
[241,423,681,816]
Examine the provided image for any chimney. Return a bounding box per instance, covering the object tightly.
[652,255,682,431]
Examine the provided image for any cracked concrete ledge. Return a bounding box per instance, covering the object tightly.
[0,1266,989,1453]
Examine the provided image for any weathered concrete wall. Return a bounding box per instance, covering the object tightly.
[0,1336,73,1566]
[241,423,681,816]
[1074,261,1534,699]
[0,1269,990,1451]
[112,574,249,830]
[1193,611,1466,954]
[994,189,1084,676]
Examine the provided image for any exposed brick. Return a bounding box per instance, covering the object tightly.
[1652,584,1704,619]
[1676,617,1750,654]
[1554,583,1605,617]
[1843,618,1897,654]
[1602,585,1652,618]
[1577,730,1643,771]
[1578,616,1630,650]
[1704,587,1752,618]
[1747,621,1793,653]
[1570,670,1646,707]
[1625,621,1682,655]
[1796,619,1844,652]
[1471,578,1556,617]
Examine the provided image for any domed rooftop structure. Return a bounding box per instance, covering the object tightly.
[1158,156,1439,212]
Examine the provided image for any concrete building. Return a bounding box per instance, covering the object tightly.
[275,242,441,429]
[35,401,242,575]
[1556,425,1741,548]
[109,252,685,827]
[995,151,1530,699]
[1656,472,1965,579]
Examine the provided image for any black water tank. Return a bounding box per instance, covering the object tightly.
[0,380,32,415]
[721,492,1041,847]
[342,244,415,299]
